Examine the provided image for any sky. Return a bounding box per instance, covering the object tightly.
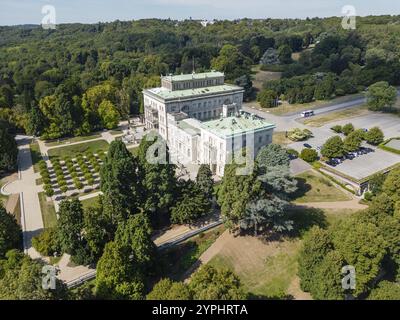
[1,0,400,26]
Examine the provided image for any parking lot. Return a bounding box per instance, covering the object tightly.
[325,148,400,181]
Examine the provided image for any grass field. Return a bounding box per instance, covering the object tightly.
[209,238,300,299]
[38,192,57,228]
[80,195,100,210]
[44,133,102,147]
[293,170,352,203]
[268,93,365,116]
[30,142,42,173]
[206,207,357,299]
[251,65,282,91]
[48,140,109,159]
[272,132,292,145]
[302,105,370,127]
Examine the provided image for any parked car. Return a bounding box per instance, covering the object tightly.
[303,143,312,149]
[345,153,355,160]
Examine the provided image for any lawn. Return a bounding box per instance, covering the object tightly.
[209,238,301,299]
[206,207,357,299]
[44,133,102,147]
[48,140,109,159]
[272,132,292,145]
[302,105,370,127]
[30,142,42,173]
[80,195,100,210]
[38,192,57,229]
[251,65,282,91]
[269,93,365,116]
[158,225,225,281]
[293,170,352,203]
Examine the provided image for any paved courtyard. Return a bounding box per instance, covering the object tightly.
[325,148,400,181]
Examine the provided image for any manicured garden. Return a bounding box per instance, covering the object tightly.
[47,140,109,158]
[38,192,57,229]
[38,150,106,199]
[45,133,102,147]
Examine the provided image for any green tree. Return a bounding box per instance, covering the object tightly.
[26,105,46,136]
[100,140,140,225]
[98,100,119,129]
[311,250,345,300]
[217,162,262,230]
[300,148,318,163]
[382,168,400,202]
[147,278,192,300]
[137,134,177,228]
[114,212,156,274]
[341,123,354,136]
[256,143,290,168]
[189,265,246,300]
[196,164,214,201]
[171,181,211,225]
[332,217,387,296]
[83,202,112,263]
[31,228,59,257]
[368,173,386,196]
[0,126,18,172]
[278,45,293,64]
[368,281,400,300]
[321,136,344,159]
[343,130,362,152]
[367,81,397,111]
[0,204,22,258]
[315,75,335,100]
[56,199,84,256]
[257,89,278,108]
[211,44,252,80]
[0,250,68,299]
[298,226,333,292]
[365,127,384,145]
[95,241,144,300]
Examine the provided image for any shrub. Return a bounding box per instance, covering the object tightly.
[331,125,342,133]
[74,180,83,190]
[286,148,299,159]
[32,228,59,256]
[300,148,319,163]
[364,191,373,201]
[365,127,384,145]
[44,185,54,197]
[60,185,68,194]
[342,123,354,136]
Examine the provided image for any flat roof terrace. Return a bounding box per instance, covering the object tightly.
[201,115,275,139]
[143,84,244,102]
[161,71,224,82]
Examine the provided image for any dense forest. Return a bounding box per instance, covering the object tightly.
[1,16,400,139]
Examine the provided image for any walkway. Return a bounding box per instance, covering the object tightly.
[2,135,43,259]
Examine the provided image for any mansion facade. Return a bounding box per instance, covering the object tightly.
[143,71,275,176]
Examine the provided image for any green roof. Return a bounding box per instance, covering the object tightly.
[143,84,243,101]
[162,71,224,82]
[201,115,275,138]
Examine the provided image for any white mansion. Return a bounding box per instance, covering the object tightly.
[143,71,275,176]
